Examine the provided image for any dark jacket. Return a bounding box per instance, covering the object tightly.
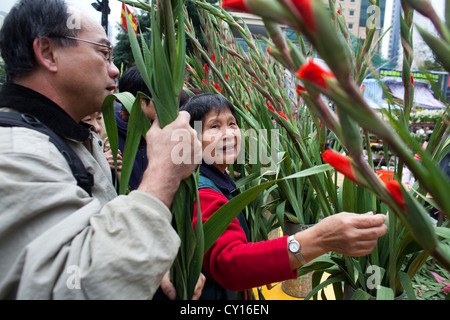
[113,109,148,191]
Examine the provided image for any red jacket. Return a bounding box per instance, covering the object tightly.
[193,187,298,291]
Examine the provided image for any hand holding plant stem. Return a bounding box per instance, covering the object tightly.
[120,0,204,300]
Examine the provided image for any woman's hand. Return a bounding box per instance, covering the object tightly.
[290,212,387,269]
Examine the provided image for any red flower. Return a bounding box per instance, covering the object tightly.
[267,101,275,112]
[226,74,229,81]
[202,79,207,86]
[410,74,415,85]
[212,54,216,63]
[385,180,405,211]
[222,0,249,12]
[214,82,221,93]
[337,9,341,15]
[204,63,209,73]
[290,0,316,32]
[278,111,288,120]
[296,84,307,96]
[296,59,335,90]
[321,149,357,183]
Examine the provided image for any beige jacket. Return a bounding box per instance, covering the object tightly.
[0,108,180,299]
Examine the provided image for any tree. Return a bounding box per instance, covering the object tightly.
[113,0,217,70]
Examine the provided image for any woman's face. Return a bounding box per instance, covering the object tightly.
[141,98,156,121]
[82,112,103,135]
[201,107,241,172]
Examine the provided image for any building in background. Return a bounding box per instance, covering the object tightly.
[325,0,387,53]
[380,0,401,67]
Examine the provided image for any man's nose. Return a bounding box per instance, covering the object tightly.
[108,62,120,80]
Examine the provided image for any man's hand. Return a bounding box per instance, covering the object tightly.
[138,111,202,207]
[160,271,206,300]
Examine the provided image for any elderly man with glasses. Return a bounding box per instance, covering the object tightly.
[0,0,202,299]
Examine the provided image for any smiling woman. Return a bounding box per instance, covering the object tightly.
[188,94,242,173]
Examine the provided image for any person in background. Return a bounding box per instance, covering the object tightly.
[114,66,202,191]
[82,112,122,172]
[113,66,154,190]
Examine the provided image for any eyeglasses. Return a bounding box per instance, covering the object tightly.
[63,36,114,63]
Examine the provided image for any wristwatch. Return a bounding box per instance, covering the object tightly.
[288,235,306,265]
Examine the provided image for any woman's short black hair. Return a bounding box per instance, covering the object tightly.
[180,93,238,130]
[0,0,80,82]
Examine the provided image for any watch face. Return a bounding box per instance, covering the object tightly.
[289,241,300,252]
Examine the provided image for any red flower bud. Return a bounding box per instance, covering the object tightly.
[410,75,415,86]
[226,74,229,81]
[222,0,249,12]
[296,59,335,90]
[290,0,316,32]
[322,149,357,183]
[278,111,288,120]
[385,180,405,211]
[296,84,307,96]
[212,54,216,63]
[204,63,209,73]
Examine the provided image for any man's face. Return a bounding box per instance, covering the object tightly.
[54,9,119,120]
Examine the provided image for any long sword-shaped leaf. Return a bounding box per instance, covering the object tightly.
[119,92,151,194]
[102,92,136,188]
[203,164,332,251]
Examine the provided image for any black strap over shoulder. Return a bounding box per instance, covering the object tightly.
[0,112,94,196]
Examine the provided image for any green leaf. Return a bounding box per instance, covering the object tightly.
[416,25,450,72]
[375,285,394,300]
[304,275,346,300]
[397,271,416,300]
[119,93,151,195]
[436,227,450,239]
[102,92,136,187]
[203,164,332,251]
[351,288,372,300]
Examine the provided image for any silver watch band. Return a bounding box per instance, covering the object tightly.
[288,235,306,265]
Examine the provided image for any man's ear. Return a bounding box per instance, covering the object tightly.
[32,37,58,73]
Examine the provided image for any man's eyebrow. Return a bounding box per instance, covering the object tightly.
[98,38,112,47]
